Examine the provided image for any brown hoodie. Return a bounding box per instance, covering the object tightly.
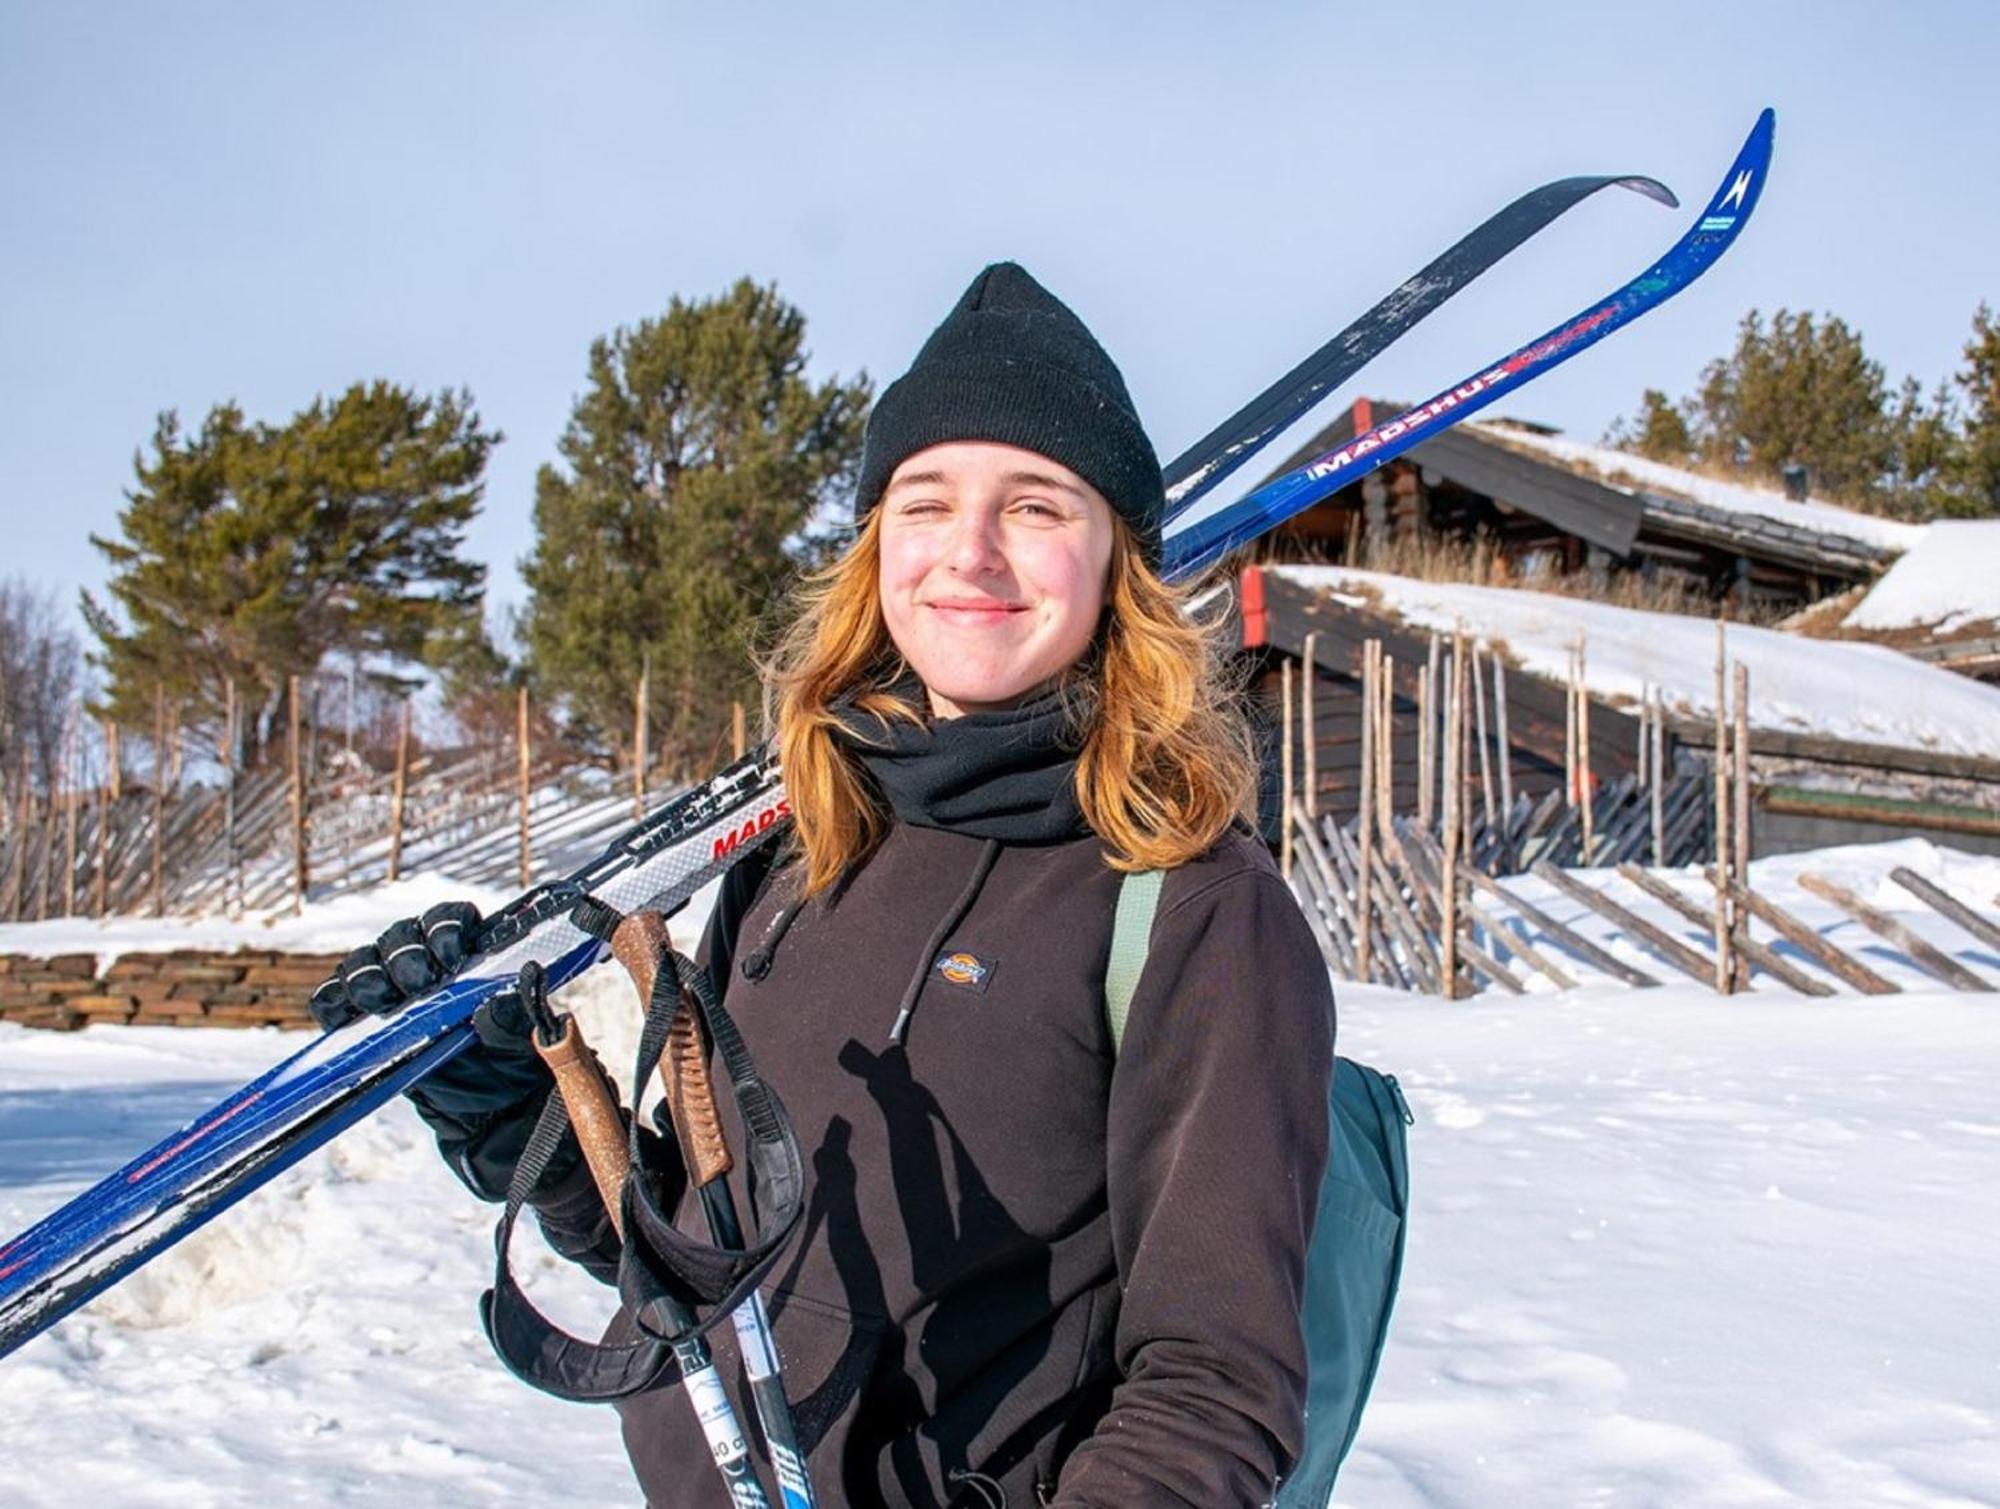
[568,812,1334,1508]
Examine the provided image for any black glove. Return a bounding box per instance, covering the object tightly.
[309,902,573,1202]
[309,901,488,1029]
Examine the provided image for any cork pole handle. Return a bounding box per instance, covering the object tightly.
[534,1017,631,1238]
[608,911,734,1189]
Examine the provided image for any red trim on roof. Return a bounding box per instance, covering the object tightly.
[1239,566,1267,647]
[1352,397,1373,436]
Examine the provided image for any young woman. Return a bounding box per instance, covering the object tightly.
[315,263,1335,1507]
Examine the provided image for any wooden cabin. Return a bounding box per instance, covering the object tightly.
[1235,565,2000,862]
[1251,400,1901,616]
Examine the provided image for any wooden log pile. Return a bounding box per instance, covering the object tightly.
[0,949,341,1031]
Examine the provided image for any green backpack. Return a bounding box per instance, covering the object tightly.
[1106,870,1413,1506]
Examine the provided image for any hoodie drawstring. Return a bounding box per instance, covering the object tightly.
[887,837,1002,1046]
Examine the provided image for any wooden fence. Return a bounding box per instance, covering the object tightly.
[0,674,756,924]
[0,744,681,922]
[1277,632,1999,998]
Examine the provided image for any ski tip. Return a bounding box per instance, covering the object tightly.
[1696,109,1779,233]
[1610,175,1679,211]
[1745,108,1778,162]
[1746,106,1778,157]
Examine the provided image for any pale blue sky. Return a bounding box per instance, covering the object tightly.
[4,1,1995,650]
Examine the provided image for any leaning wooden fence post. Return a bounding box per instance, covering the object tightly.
[1425,634,1442,825]
[518,685,533,888]
[1576,638,1594,864]
[1636,685,1650,790]
[633,659,650,822]
[1723,872,1898,995]
[1301,632,1318,819]
[1356,641,1377,983]
[1650,686,1666,867]
[150,686,166,918]
[732,700,747,762]
[1471,642,1497,836]
[1440,644,1464,999]
[1456,632,1474,859]
[1798,872,1991,993]
[32,789,52,923]
[1279,659,1295,880]
[1712,621,1733,993]
[1563,648,1578,811]
[289,674,308,914]
[388,700,411,883]
[222,679,239,916]
[1379,654,1396,838]
[1732,659,1752,990]
[5,778,24,924]
[92,722,111,916]
[62,723,78,918]
[1492,656,1514,868]
[1889,868,2000,954]
[1415,663,1433,830]
[5,767,27,921]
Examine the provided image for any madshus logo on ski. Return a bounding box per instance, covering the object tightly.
[0,108,1775,1369]
[714,798,792,861]
[933,950,997,993]
[1701,167,1757,232]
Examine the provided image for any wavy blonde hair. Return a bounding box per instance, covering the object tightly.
[766,511,1255,896]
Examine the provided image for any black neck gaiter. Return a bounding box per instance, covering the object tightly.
[835,682,1092,845]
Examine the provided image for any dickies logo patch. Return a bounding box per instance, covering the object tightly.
[932,950,996,994]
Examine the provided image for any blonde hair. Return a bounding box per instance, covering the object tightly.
[767,511,1255,895]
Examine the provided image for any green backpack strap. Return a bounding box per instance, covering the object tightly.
[1103,863,1406,1501]
[1105,869,1165,1054]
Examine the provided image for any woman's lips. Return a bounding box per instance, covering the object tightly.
[925,600,1027,621]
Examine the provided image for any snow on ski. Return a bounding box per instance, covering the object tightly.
[0,110,1773,1362]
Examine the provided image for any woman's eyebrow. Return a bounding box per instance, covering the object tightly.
[1001,470,1086,495]
[886,469,950,491]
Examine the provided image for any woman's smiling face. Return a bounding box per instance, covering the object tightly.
[876,441,1117,719]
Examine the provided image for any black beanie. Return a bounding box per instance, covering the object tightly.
[855,262,1165,564]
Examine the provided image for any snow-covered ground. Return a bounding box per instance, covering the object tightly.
[2,841,1997,1506]
[1275,565,2000,760]
[1470,423,1929,556]
[1846,520,2000,636]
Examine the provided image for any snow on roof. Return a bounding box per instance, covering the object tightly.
[1467,422,1927,555]
[1844,519,2000,634]
[1273,566,2000,760]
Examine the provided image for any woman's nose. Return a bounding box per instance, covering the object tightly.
[944,509,1005,574]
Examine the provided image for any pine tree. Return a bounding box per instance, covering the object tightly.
[1692,309,1898,502]
[520,280,870,771]
[83,383,497,764]
[1887,375,1962,518]
[1952,303,2000,517]
[1604,388,1693,462]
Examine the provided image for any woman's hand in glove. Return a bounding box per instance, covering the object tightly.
[308,901,487,1029]
[308,901,567,1202]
